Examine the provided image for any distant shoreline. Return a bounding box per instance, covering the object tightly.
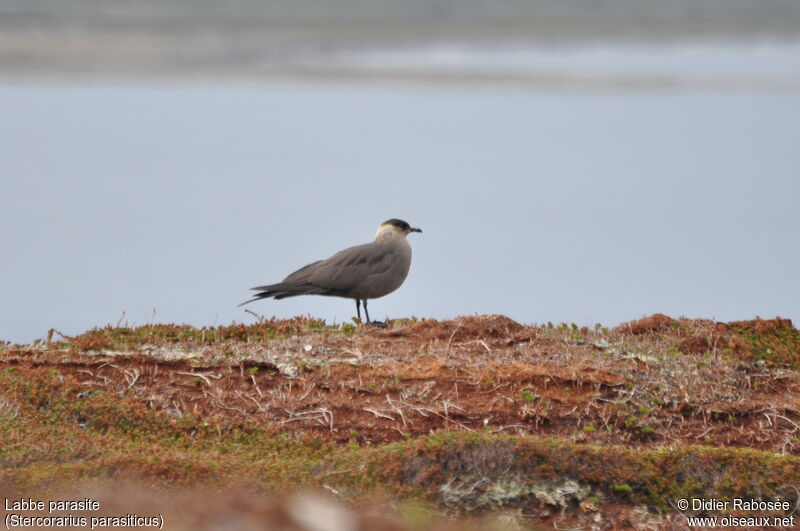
[3,40,800,93]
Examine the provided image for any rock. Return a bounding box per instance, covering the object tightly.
[277,361,299,379]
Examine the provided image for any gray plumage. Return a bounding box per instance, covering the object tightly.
[240,219,422,324]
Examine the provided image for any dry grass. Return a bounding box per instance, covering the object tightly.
[2,314,799,528]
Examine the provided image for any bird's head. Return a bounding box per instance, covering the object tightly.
[376,218,422,240]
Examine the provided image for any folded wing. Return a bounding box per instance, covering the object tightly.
[239,242,395,306]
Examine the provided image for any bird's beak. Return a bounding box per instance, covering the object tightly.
[410,227,422,233]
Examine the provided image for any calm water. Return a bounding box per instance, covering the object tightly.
[1,83,799,343]
[2,0,800,85]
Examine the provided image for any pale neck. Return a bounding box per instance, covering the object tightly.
[374,225,405,242]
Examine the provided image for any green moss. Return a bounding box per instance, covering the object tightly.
[728,319,800,367]
[3,359,800,515]
[520,390,538,403]
[63,317,367,352]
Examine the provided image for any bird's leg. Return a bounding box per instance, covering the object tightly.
[355,299,362,323]
[363,300,386,328]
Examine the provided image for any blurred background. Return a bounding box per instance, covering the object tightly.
[1,0,799,342]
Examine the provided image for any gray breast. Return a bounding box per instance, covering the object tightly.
[353,240,412,300]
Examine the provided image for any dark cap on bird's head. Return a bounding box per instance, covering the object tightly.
[382,218,422,234]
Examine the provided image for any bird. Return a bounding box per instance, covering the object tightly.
[240,219,422,326]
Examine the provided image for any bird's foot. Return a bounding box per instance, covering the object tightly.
[367,320,388,328]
